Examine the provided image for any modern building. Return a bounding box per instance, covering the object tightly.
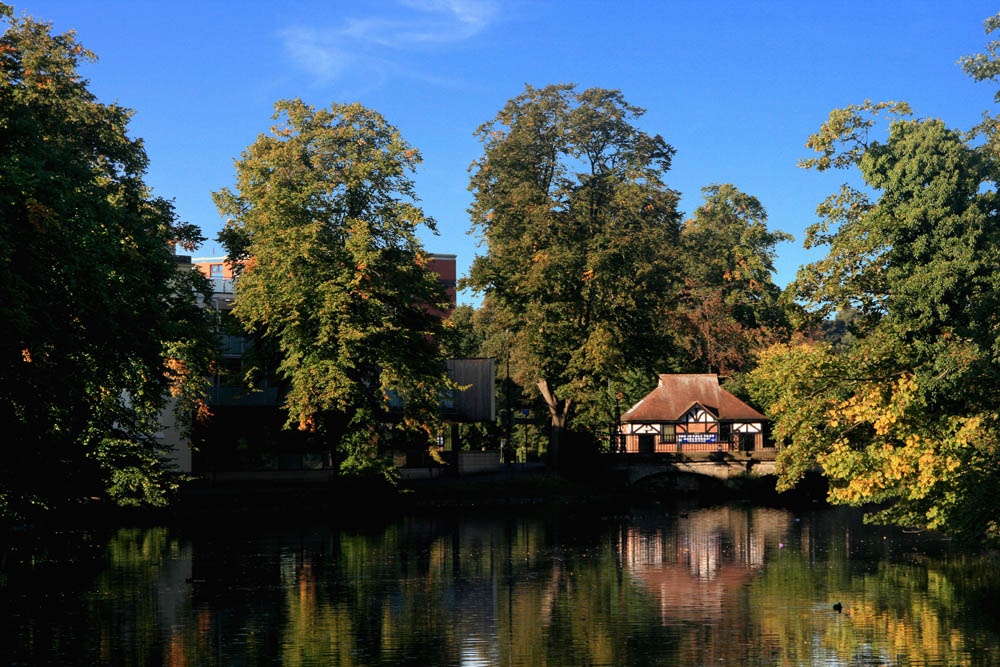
[184,252,494,474]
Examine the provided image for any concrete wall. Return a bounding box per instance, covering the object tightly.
[158,396,192,473]
[458,450,504,475]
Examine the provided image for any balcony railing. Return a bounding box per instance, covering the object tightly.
[211,277,236,294]
[217,333,252,357]
[208,385,280,406]
[614,431,770,454]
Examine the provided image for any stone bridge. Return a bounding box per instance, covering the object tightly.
[606,452,778,486]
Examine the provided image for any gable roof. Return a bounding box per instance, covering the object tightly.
[622,374,766,422]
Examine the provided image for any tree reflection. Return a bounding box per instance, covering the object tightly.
[3,507,1000,665]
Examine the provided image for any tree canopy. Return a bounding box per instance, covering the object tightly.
[748,13,1000,544]
[0,4,214,519]
[465,84,684,456]
[214,99,453,475]
[676,183,794,376]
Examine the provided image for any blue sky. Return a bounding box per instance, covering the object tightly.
[15,1,1000,305]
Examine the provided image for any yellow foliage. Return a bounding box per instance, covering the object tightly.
[298,414,317,432]
[193,399,212,423]
[829,373,918,437]
[164,357,190,397]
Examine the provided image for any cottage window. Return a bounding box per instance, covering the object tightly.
[659,424,676,444]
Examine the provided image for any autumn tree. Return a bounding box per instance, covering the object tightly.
[466,84,683,463]
[0,5,215,519]
[748,14,1000,543]
[214,99,453,476]
[677,184,793,376]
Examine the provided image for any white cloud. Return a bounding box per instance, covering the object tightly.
[280,0,499,83]
[396,0,498,40]
[279,28,352,82]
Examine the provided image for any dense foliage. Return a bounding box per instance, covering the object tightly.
[748,14,1000,544]
[677,183,794,376]
[0,5,215,519]
[214,99,453,475]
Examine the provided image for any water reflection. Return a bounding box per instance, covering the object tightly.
[624,506,790,624]
[3,503,999,666]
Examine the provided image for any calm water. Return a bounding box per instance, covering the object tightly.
[3,501,1000,666]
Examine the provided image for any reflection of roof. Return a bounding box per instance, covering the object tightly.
[632,563,754,621]
[622,374,766,422]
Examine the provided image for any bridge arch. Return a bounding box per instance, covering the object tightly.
[610,458,777,487]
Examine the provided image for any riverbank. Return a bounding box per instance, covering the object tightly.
[171,463,828,518]
[4,464,828,534]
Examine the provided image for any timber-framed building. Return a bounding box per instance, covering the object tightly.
[619,374,770,454]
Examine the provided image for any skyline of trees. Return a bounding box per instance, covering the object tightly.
[10,0,1000,545]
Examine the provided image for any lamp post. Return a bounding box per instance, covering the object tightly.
[504,334,512,464]
[615,390,624,453]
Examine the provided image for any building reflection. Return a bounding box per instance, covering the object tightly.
[621,506,793,622]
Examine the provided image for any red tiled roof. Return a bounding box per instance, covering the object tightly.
[622,374,766,422]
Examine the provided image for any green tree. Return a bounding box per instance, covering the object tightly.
[677,183,794,375]
[0,5,214,519]
[820,306,862,350]
[440,304,483,359]
[465,84,683,462]
[748,15,1000,543]
[214,99,453,476]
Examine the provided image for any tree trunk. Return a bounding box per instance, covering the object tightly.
[537,379,570,469]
